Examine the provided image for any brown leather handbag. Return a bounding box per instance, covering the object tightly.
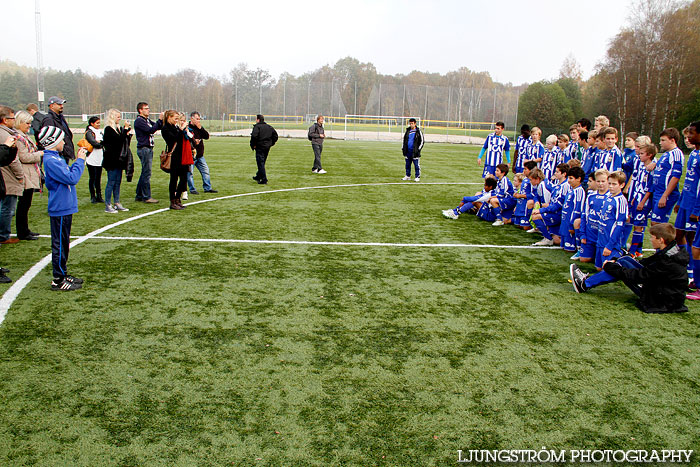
[160,143,175,173]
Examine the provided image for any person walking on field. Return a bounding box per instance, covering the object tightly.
[133,102,163,204]
[250,115,278,185]
[402,117,424,182]
[308,114,327,174]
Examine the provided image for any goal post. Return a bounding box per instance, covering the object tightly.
[343,115,422,140]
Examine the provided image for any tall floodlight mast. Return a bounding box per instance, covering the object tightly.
[35,0,45,111]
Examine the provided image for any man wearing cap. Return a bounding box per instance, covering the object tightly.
[39,96,75,161]
[39,125,87,291]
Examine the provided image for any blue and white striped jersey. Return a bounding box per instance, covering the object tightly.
[598,192,629,251]
[494,175,515,199]
[627,158,653,205]
[581,191,609,242]
[563,142,579,163]
[481,133,511,166]
[679,149,700,210]
[561,185,586,225]
[540,180,571,214]
[553,146,564,166]
[650,147,684,197]
[541,148,558,181]
[515,135,531,171]
[598,147,623,172]
[528,141,545,165]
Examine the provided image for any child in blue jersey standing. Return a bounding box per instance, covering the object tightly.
[402,118,424,182]
[478,121,510,178]
[649,128,684,224]
[514,125,531,174]
[560,166,586,253]
[596,171,629,267]
[580,169,609,266]
[39,126,87,291]
[674,127,700,283]
[628,140,656,258]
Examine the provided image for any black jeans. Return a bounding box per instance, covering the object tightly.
[50,214,72,279]
[169,166,189,200]
[16,188,34,238]
[312,143,323,170]
[88,164,103,200]
[255,147,270,182]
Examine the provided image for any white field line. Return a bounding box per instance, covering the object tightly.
[85,235,568,249]
[0,182,473,324]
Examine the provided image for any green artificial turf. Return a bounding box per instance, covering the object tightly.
[0,137,698,465]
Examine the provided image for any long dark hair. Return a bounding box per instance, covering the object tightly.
[86,116,100,132]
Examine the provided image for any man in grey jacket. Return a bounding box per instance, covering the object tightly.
[308,115,327,174]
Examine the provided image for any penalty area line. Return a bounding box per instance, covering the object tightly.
[83,235,574,250]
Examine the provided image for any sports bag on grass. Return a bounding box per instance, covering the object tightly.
[160,143,176,173]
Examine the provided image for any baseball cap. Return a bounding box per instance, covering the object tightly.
[48,96,67,105]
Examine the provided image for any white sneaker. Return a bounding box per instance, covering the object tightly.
[532,238,554,246]
[105,204,118,213]
[526,227,538,233]
[312,169,319,173]
[402,176,411,181]
[414,177,420,182]
[492,220,504,226]
[181,192,188,200]
[442,209,459,219]
[114,203,129,212]
[317,169,327,174]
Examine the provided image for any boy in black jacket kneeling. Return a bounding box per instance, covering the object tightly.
[570,223,688,313]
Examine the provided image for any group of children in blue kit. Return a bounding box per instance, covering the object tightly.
[442,116,700,312]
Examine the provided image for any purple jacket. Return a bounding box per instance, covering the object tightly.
[134,115,163,148]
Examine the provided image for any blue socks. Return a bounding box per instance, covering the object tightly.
[533,218,551,240]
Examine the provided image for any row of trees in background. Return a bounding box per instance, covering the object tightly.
[1,0,697,135]
[0,57,523,127]
[519,0,700,137]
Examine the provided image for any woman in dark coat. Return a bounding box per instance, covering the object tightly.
[102,109,131,213]
[161,110,194,210]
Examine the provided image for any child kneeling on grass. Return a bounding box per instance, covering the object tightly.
[570,223,688,313]
[40,126,87,291]
[442,177,497,220]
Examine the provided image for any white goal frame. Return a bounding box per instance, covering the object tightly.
[344,115,422,140]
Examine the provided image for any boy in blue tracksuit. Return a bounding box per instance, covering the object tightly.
[594,171,629,271]
[40,126,87,291]
[580,170,609,267]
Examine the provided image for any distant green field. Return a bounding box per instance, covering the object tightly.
[64,117,514,140]
[0,137,697,465]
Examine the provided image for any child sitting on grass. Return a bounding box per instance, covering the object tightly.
[442,177,497,220]
[489,163,515,226]
[570,223,688,314]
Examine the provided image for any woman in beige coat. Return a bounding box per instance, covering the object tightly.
[14,111,43,240]
[0,107,24,244]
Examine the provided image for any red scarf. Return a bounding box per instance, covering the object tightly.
[181,136,193,166]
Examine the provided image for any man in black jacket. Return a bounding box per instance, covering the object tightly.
[187,112,217,194]
[250,115,278,185]
[26,103,45,143]
[39,96,74,161]
[402,118,424,182]
[570,223,688,313]
[0,134,18,282]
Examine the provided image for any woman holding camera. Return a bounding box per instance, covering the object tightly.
[161,110,194,210]
[102,109,131,213]
[85,116,104,204]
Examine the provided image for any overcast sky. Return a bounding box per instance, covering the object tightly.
[3,0,631,85]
